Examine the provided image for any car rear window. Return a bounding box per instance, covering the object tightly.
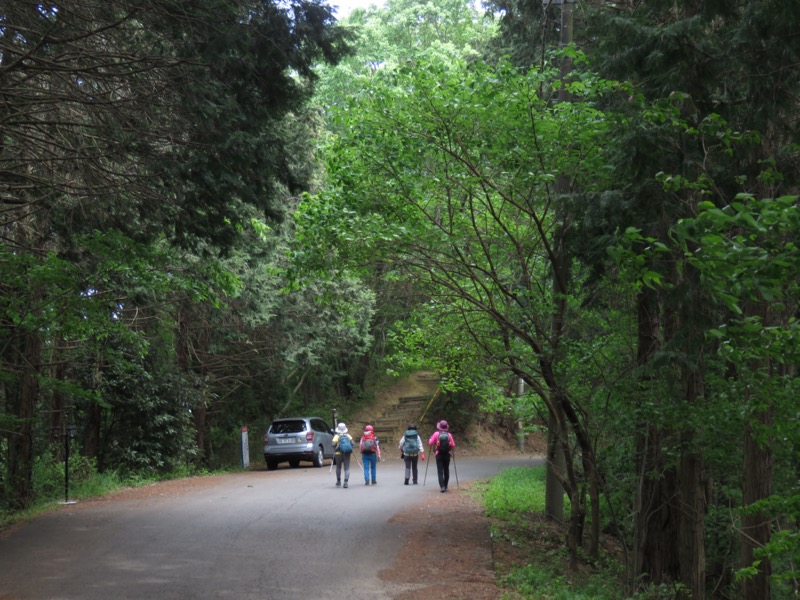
[271,421,306,434]
[311,419,330,432]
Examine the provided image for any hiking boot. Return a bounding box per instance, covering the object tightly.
[336,480,341,487]
[343,481,348,488]
[365,481,370,485]
[440,487,446,493]
[404,479,409,485]
[372,480,377,485]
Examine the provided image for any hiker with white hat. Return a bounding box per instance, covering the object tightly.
[332,423,354,488]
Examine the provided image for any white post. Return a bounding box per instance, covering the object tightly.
[241,426,250,469]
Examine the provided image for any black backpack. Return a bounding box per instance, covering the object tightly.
[437,431,451,456]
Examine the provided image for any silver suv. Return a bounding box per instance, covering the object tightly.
[263,417,335,470]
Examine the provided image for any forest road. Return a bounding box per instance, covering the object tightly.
[0,456,531,599]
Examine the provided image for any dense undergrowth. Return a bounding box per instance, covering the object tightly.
[479,465,800,599]
[0,449,216,531]
[479,466,626,600]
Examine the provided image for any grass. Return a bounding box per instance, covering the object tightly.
[1,472,129,531]
[0,455,224,532]
[477,466,625,600]
[482,465,547,520]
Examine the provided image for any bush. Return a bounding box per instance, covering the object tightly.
[482,465,622,599]
[32,447,96,503]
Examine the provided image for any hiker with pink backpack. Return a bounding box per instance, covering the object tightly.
[428,420,456,493]
[359,424,382,485]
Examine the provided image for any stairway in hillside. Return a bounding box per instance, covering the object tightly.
[362,371,439,452]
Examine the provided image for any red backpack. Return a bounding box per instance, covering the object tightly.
[361,432,377,454]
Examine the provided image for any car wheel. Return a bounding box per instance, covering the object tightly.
[266,460,278,471]
[313,446,324,467]
[289,459,300,468]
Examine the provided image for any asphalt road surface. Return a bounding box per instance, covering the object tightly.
[0,456,533,600]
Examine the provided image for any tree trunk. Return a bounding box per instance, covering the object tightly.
[83,402,102,464]
[586,440,601,559]
[739,298,773,600]
[49,353,65,448]
[740,396,773,600]
[548,375,602,569]
[193,402,208,461]
[177,299,211,462]
[678,431,706,600]
[83,348,104,461]
[678,446,706,599]
[7,325,42,510]
[675,344,707,599]
[632,288,682,590]
[544,0,574,535]
[544,226,568,525]
[633,426,681,588]
[566,480,581,571]
[545,411,566,522]
[553,399,580,570]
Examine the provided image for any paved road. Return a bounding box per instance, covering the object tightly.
[0,455,536,600]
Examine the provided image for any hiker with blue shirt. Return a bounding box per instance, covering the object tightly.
[332,422,354,488]
[428,420,456,493]
[398,423,424,485]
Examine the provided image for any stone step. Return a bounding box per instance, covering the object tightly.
[398,395,430,403]
[353,372,439,457]
[415,373,439,381]
[375,414,414,423]
[376,412,422,424]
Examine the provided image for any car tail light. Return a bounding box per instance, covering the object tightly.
[264,434,270,444]
[306,432,314,442]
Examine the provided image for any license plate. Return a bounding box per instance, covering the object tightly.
[278,437,296,444]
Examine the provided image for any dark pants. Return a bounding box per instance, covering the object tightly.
[336,452,351,481]
[403,454,419,483]
[436,454,450,489]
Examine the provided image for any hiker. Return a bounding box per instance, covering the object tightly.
[428,420,456,493]
[398,423,424,485]
[332,422,354,488]
[359,424,382,485]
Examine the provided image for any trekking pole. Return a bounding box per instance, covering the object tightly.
[329,454,335,474]
[423,444,433,486]
[451,450,459,488]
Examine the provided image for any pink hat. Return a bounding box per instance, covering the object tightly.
[437,420,449,431]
